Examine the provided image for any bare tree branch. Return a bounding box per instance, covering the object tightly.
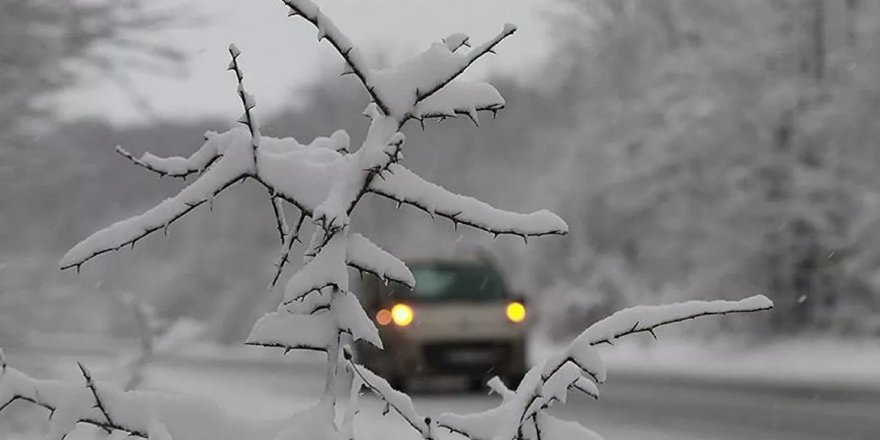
[270,194,289,244]
[227,44,261,155]
[77,362,114,433]
[270,211,308,288]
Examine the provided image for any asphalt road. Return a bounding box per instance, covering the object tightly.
[3,350,879,440]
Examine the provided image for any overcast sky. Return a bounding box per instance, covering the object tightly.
[56,0,552,126]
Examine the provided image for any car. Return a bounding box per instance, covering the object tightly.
[355,257,528,392]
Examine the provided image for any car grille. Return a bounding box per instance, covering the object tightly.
[422,341,512,373]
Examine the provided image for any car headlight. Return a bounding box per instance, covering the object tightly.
[375,308,392,326]
[391,303,414,327]
[506,301,526,323]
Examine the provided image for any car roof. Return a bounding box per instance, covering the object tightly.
[401,248,499,267]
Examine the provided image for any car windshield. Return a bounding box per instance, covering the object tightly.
[404,262,508,302]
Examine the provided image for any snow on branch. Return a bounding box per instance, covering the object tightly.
[249,290,381,353]
[311,128,405,234]
[411,23,516,107]
[412,80,506,126]
[346,233,415,288]
[438,296,773,440]
[579,295,774,347]
[280,0,391,116]
[369,163,569,239]
[115,133,221,179]
[398,23,516,117]
[334,291,382,348]
[282,232,348,304]
[282,0,514,121]
[60,128,255,271]
[343,353,431,439]
[246,312,337,352]
[62,125,358,271]
[366,24,516,119]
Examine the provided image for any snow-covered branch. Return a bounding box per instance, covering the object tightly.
[580,295,774,347]
[245,312,337,352]
[60,128,255,271]
[370,163,569,239]
[439,295,773,440]
[280,0,391,116]
[115,141,221,179]
[248,290,381,353]
[281,0,514,122]
[282,232,348,304]
[410,24,516,112]
[346,233,415,289]
[412,81,506,126]
[343,352,432,439]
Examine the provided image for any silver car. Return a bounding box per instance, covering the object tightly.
[356,258,528,391]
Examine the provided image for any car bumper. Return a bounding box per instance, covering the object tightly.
[359,330,527,379]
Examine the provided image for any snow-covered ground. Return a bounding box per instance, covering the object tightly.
[531,334,880,394]
[4,336,880,440]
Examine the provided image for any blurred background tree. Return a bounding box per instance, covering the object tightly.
[0,0,185,344]
[534,0,880,335]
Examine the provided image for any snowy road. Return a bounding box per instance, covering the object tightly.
[4,351,879,439]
